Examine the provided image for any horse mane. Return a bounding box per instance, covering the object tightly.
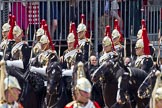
[116,67,148,79]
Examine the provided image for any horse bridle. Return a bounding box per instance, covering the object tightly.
[46,82,59,108]
[46,66,63,108]
[138,70,155,98]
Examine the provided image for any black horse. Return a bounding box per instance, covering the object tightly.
[43,61,72,108]
[137,65,161,108]
[91,56,131,108]
[116,67,150,108]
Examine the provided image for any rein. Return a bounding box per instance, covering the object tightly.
[46,80,64,108]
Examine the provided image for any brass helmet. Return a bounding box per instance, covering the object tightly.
[75,77,92,93]
[67,33,75,43]
[102,36,112,47]
[13,25,23,37]
[137,29,142,39]
[135,39,144,48]
[39,35,49,44]
[112,29,120,40]
[77,23,86,33]
[155,87,162,100]
[2,23,11,32]
[36,28,45,37]
[4,76,21,90]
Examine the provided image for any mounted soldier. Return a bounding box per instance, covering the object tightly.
[136,19,155,58]
[111,20,124,58]
[0,23,10,51]
[0,25,30,77]
[0,14,16,60]
[77,14,94,62]
[131,28,153,73]
[29,23,58,107]
[99,26,118,65]
[60,22,80,69]
[30,34,58,77]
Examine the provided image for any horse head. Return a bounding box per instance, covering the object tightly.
[138,65,161,99]
[116,67,148,105]
[116,70,131,104]
[46,61,62,94]
[92,56,120,83]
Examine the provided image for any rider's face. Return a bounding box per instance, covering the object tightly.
[78,31,85,40]
[103,45,112,53]
[5,88,21,103]
[135,47,144,56]
[67,41,74,50]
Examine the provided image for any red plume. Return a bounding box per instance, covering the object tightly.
[141,19,146,29]
[80,14,89,38]
[114,19,118,29]
[41,19,46,28]
[81,14,86,24]
[105,25,115,51]
[8,15,16,40]
[69,22,72,33]
[142,28,150,55]
[43,24,55,50]
[71,23,78,48]
[8,14,12,25]
[114,19,123,42]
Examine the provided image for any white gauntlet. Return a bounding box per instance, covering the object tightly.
[6,60,24,69]
[30,66,47,76]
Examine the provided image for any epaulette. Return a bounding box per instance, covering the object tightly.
[65,101,76,107]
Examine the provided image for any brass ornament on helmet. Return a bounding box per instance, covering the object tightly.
[75,77,92,93]
[36,28,45,37]
[4,76,21,90]
[137,29,142,39]
[135,39,144,48]
[39,35,49,44]
[112,29,120,40]
[2,23,11,32]
[67,33,75,43]
[13,25,23,37]
[77,23,86,33]
[102,36,112,47]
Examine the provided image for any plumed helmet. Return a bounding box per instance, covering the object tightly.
[135,39,144,48]
[76,77,92,93]
[13,25,22,37]
[39,35,49,44]
[155,87,162,100]
[112,29,120,40]
[102,36,112,47]
[36,28,45,37]
[137,29,142,39]
[2,23,11,32]
[67,33,75,43]
[4,76,21,90]
[77,23,86,33]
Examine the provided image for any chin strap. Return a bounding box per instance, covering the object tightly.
[6,60,24,69]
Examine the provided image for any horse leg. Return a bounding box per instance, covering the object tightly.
[104,83,117,107]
